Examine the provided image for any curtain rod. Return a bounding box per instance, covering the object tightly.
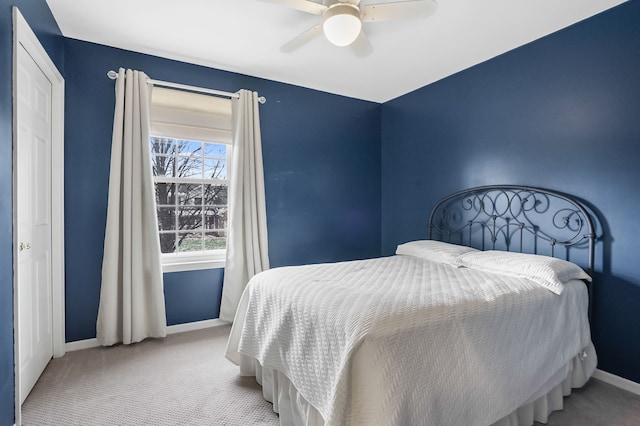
[106,70,266,104]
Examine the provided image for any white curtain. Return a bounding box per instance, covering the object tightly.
[219,90,270,322]
[97,68,167,346]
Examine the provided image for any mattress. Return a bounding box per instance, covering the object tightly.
[226,254,596,426]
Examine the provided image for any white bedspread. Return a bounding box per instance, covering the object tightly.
[226,255,594,426]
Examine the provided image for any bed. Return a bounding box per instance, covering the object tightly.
[226,185,598,426]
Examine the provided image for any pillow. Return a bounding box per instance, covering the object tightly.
[454,250,592,294]
[395,240,478,266]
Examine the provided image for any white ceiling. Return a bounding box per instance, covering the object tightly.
[46,0,625,103]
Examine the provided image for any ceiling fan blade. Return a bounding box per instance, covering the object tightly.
[281,24,323,52]
[360,0,437,22]
[350,30,373,57]
[260,0,327,15]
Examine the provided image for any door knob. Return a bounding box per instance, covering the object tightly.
[19,242,31,251]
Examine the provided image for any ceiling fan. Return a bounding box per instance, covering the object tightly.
[261,0,438,56]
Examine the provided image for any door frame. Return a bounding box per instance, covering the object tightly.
[12,6,65,424]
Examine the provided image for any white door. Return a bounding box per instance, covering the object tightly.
[16,42,54,405]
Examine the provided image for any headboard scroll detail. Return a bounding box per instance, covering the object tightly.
[428,185,595,277]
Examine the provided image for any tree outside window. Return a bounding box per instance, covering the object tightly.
[150,136,228,255]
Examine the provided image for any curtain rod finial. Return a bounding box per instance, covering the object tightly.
[107,70,118,80]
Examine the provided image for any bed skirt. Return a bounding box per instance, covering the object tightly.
[238,343,597,426]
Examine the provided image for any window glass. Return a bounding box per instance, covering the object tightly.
[151,136,229,257]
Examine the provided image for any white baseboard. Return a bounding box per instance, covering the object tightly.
[166,318,229,334]
[593,369,640,396]
[65,337,99,352]
[64,318,229,352]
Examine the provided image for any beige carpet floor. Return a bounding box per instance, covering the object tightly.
[22,325,640,425]
[22,325,278,425]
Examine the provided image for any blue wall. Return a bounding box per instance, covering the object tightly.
[0,1,63,423]
[381,0,640,383]
[163,269,224,325]
[63,39,382,341]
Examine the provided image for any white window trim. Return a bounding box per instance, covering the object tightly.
[162,249,226,272]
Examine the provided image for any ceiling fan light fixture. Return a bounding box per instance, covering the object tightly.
[322,4,362,47]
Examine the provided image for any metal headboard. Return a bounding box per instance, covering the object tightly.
[428,185,596,308]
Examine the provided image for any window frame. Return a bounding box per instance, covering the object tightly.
[150,136,230,272]
[161,250,226,272]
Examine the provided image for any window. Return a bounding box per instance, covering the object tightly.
[149,87,232,271]
[151,137,228,268]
